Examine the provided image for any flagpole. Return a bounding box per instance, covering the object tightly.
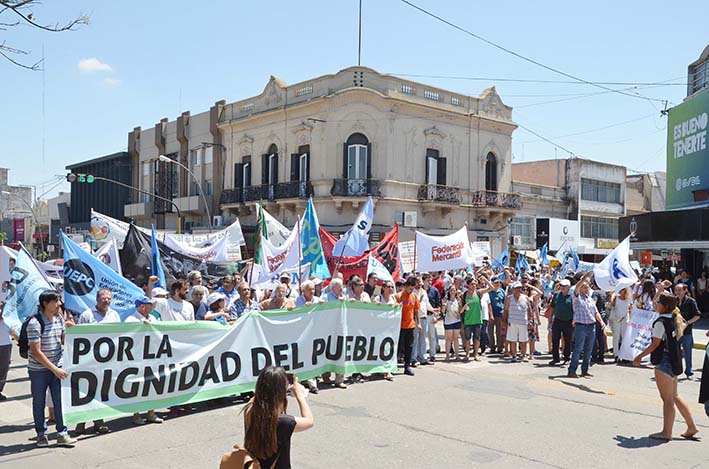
[297,217,303,288]
[248,227,260,290]
[333,228,353,277]
[412,229,417,274]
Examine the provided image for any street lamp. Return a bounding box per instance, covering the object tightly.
[157,154,213,233]
[1,190,45,255]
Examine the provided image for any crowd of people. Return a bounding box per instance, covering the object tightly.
[1,260,708,463]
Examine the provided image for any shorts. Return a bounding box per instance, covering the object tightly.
[506,323,527,342]
[655,355,675,378]
[444,321,462,330]
[463,324,482,341]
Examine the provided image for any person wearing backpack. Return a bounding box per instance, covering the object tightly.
[25,290,77,448]
[633,291,699,441]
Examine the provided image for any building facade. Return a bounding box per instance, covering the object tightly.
[125,104,224,232]
[0,167,34,245]
[512,158,627,260]
[626,171,666,215]
[216,66,521,253]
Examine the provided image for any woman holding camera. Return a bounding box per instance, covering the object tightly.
[243,366,314,468]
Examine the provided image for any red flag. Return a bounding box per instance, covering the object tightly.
[319,225,400,282]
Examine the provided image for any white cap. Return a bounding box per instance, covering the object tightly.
[207,292,225,307]
[511,281,523,289]
[152,287,169,297]
[560,279,571,287]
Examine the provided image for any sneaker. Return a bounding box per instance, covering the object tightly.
[410,362,418,368]
[307,384,319,394]
[146,414,164,424]
[419,360,430,366]
[335,382,348,389]
[0,392,6,401]
[36,434,49,448]
[522,355,529,362]
[132,416,147,426]
[56,433,77,448]
[567,372,579,378]
[582,372,594,378]
[404,367,415,376]
[510,356,518,363]
[548,359,560,366]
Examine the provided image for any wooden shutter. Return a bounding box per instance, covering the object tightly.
[272,154,279,184]
[437,157,447,186]
[425,157,431,184]
[366,142,372,180]
[305,153,311,181]
[342,143,348,179]
[234,163,244,188]
[261,154,268,185]
[290,153,299,181]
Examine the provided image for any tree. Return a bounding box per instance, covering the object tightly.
[0,0,88,71]
[0,231,7,243]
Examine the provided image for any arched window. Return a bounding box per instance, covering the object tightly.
[262,144,278,186]
[485,152,497,192]
[343,133,370,180]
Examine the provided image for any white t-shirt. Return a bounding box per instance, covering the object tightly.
[0,319,11,346]
[416,288,429,318]
[479,293,491,322]
[652,314,672,341]
[154,298,195,322]
[125,311,155,323]
[78,307,121,324]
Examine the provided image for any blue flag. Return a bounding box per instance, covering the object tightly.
[151,225,167,289]
[540,243,549,266]
[301,198,331,280]
[3,245,54,332]
[492,248,510,272]
[515,251,529,272]
[62,231,145,321]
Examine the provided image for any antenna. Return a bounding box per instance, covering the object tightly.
[358,0,362,66]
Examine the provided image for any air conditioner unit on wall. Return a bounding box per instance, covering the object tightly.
[402,211,417,228]
[513,235,522,246]
[212,215,224,227]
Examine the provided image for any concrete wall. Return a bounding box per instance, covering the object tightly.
[511,160,566,188]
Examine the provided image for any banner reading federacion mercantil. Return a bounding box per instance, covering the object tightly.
[60,303,401,426]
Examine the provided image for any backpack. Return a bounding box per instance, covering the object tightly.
[650,316,683,376]
[18,313,44,359]
[219,445,261,469]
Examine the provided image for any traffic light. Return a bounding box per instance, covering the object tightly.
[66,173,95,183]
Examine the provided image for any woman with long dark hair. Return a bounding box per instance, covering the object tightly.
[243,366,314,468]
[633,292,699,440]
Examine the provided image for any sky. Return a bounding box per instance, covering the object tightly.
[1,0,706,200]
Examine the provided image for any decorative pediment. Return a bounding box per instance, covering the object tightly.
[263,75,286,107]
[479,87,512,120]
[424,126,447,140]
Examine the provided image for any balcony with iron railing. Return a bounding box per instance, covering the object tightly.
[470,190,523,210]
[219,181,313,205]
[330,178,381,197]
[417,184,463,204]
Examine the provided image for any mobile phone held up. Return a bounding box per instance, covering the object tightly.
[286,372,295,385]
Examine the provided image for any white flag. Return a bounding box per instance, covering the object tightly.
[163,233,229,263]
[260,205,291,248]
[94,239,122,276]
[593,236,638,292]
[333,196,374,257]
[367,253,394,284]
[252,220,302,289]
[415,226,474,272]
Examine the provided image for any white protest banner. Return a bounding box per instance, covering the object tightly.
[61,302,400,425]
[166,220,244,261]
[594,236,638,292]
[617,306,658,362]
[90,210,147,249]
[252,222,303,289]
[163,233,229,263]
[398,241,415,274]
[0,246,17,301]
[471,241,491,267]
[415,226,474,272]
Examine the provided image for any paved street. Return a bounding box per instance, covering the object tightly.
[1,322,707,469]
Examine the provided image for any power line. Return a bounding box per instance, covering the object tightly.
[385,72,688,87]
[515,122,576,157]
[399,0,670,104]
[518,113,657,143]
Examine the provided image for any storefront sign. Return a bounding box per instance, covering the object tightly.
[596,238,619,249]
[640,251,653,265]
[537,218,579,251]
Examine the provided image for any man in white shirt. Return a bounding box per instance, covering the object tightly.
[412,276,433,366]
[78,289,121,325]
[295,280,323,307]
[479,289,492,355]
[75,288,120,435]
[148,276,195,322]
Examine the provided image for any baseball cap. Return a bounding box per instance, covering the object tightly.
[560,279,571,287]
[207,292,225,307]
[511,281,523,289]
[134,295,156,308]
[152,287,169,297]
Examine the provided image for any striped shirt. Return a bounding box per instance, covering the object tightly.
[507,295,529,325]
[27,313,65,371]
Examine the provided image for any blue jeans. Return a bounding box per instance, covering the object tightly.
[412,317,428,363]
[29,368,67,436]
[568,323,596,375]
[679,335,694,376]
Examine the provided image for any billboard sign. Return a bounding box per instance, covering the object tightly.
[537,218,579,251]
[666,90,709,210]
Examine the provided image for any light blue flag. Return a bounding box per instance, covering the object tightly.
[540,243,549,266]
[333,196,374,257]
[571,248,581,271]
[151,225,167,289]
[301,198,331,280]
[515,251,529,272]
[62,231,144,321]
[3,245,54,332]
[492,248,510,272]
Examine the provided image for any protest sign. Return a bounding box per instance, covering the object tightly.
[320,225,399,281]
[61,302,401,425]
[2,245,55,331]
[163,232,229,264]
[617,306,658,362]
[62,232,145,320]
[414,226,474,272]
[398,241,415,274]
